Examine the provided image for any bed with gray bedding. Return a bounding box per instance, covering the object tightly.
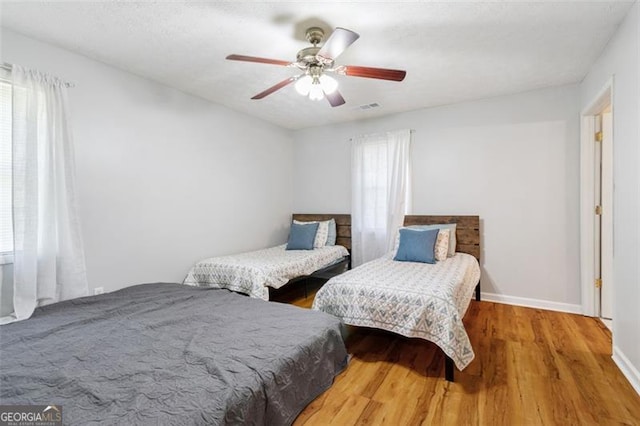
[0,283,348,425]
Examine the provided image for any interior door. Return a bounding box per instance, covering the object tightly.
[594,114,602,316]
[600,111,613,319]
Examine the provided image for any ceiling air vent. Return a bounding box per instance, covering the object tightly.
[353,102,381,111]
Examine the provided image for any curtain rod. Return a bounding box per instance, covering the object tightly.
[349,129,415,141]
[1,63,75,88]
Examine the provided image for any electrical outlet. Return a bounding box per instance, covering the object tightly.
[94,287,104,295]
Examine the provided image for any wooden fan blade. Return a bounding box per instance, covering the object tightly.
[342,65,406,81]
[226,54,292,66]
[325,89,346,107]
[317,28,360,61]
[251,77,297,100]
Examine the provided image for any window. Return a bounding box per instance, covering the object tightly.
[361,139,388,233]
[359,138,411,234]
[0,71,12,263]
[351,129,412,266]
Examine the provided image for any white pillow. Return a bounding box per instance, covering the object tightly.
[434,229,450,261]
[293,220,329,248]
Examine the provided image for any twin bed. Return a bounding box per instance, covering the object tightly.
[0,214,481,424]
[313,215,481,381]
[183,214,352,300]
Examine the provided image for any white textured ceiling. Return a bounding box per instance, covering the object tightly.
[0,1,634,129]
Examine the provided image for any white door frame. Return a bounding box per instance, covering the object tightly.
[580,77,614,317]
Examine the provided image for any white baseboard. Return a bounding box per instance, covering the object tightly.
[612,346,640,397]
[480,292,582,314]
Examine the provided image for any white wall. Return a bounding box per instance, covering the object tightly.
[294,85,581,309]
[580,3,640,392]
[0,29,294,309]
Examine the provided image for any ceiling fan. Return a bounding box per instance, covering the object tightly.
[226,27,407,107]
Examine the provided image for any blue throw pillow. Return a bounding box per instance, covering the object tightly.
[393,228,439,263]
[286,222,319,250]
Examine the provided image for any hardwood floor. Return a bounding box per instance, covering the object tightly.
[278,281,640,425]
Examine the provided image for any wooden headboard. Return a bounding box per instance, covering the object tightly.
[403,215,480,261]
[292,214,351,251]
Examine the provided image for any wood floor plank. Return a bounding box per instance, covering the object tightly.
[295,389,371,426]
[328,394,371,425]
[285,284,640,425]
[352,399,385,426]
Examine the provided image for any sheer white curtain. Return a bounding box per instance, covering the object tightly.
[351,129,411,267]
[1,65,88,324]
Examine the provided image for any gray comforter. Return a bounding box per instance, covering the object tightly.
[0,283,348,425]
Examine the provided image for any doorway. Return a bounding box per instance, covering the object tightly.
[580,79,614,324]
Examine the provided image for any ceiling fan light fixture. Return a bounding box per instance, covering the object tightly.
[227,26,405,107]
[295,75,313,95]
[319,74,338,94]
[308,81,324,101]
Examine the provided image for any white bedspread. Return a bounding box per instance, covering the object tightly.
[184,245,349,300]
[312,253,480,370]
